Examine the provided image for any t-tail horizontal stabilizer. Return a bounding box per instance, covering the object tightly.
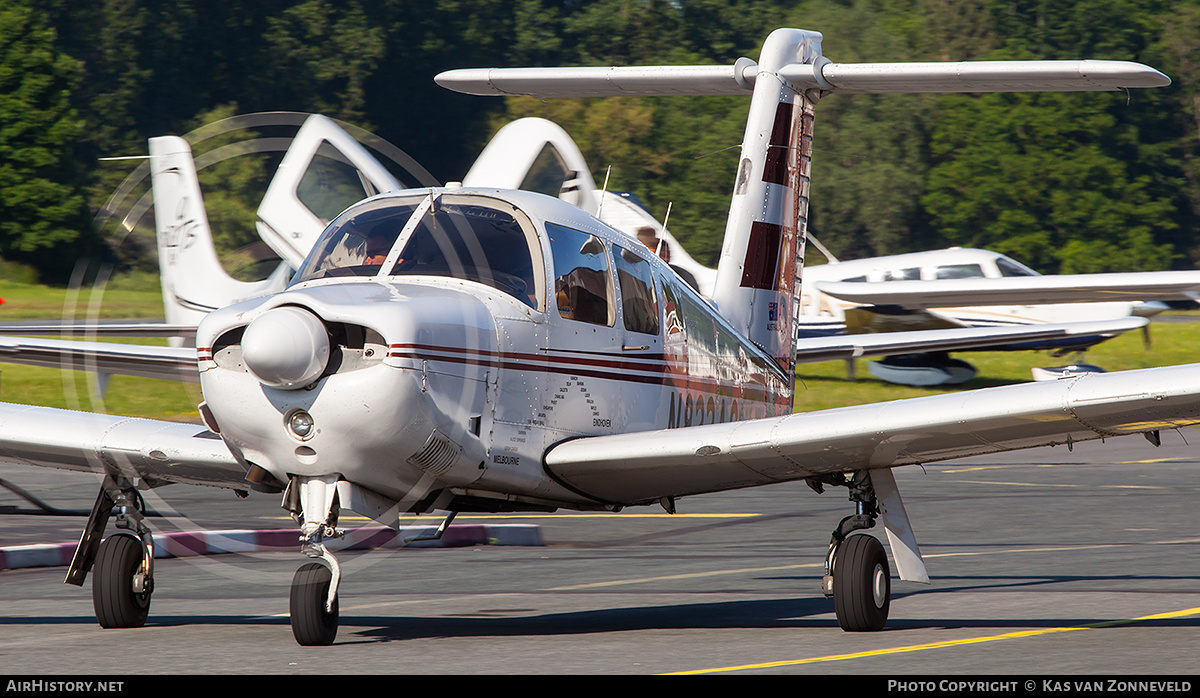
[436,59,1169,98]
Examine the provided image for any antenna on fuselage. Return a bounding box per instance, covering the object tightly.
[656,201,673,259]
[596,165,612,219]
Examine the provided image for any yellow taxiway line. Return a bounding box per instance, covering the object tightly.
[665,606,1200,674]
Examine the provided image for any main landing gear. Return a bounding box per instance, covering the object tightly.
[66,475,156,629]
[813,471,891,632]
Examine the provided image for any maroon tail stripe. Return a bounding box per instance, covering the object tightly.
[762,101,794,186]
[740,221,783,290]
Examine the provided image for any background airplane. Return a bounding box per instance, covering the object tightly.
[796,245,1200,385]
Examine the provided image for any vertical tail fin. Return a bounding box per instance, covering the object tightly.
[710,29,821,381]
[148,137,290,336]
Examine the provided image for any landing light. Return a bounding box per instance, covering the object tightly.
[288,410,315,439]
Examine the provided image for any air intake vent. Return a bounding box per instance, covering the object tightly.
[407,430,461,476]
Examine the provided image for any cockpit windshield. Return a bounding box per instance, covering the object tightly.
[292,193,542,309]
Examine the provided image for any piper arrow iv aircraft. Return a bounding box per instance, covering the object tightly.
[3,28,1200,646]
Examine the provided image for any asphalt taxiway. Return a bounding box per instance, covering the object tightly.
[0,429,1197,675]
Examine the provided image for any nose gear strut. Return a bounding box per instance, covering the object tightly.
[283,475,345,645]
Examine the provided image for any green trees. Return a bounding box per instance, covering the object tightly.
[0,0,1197,279]
[917,0,1186,273]
[0,1,93,279]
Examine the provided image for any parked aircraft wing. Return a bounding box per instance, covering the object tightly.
[0,336,197,382]
[436,59,1168,98]
[792,317,1147,364]
[544,362,1200,504]
[0,402,244,488]
[0,323,196,339]
[817,271,1200,310]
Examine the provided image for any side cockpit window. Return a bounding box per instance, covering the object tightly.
[614,244,659,335]
[547,223,613,326]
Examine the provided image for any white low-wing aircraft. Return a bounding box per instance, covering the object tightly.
[796,246,1200,385]
[2,28,1198,646]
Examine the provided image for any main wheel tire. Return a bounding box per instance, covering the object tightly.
[92,534,151,628]
[290,562,339,646]
[832,533,890,632]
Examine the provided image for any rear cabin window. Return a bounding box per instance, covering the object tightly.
[547,223,614,326]
[996,257,1037,277]
[886,267,920,281]
[935,263,985,279]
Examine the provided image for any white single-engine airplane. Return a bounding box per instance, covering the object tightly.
[2,28,1199,647]
[796,245,1198,385]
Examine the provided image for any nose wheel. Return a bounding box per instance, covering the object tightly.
[290,562,339,646]
[284,474,345,646]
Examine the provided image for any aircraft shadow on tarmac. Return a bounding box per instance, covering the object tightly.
[3,588,1196,641]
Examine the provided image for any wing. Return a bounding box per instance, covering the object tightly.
[0,336,197,382]
[0,402,245,489]
[544,362,1200,505]
[817,271,1200,310]
[793,317,1145,363]
[0,322,196,339]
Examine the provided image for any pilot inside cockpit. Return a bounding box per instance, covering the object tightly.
[362,224,397,267]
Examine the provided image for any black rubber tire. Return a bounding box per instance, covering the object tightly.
[92,534,151,629]
[290,562,339,646]
[832,533,890,632]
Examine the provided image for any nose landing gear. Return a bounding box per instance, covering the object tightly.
[290,562,339,646]
[284,475,345,646]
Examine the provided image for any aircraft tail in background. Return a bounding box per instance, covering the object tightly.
[148,136,291,337]
[462,117,598,215]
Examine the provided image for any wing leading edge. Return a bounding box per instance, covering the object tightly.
[0,336,196,382]
[818,271,1200,309]
[793,317,1146,363]
[544,363,1200,505]
[0,402,245,489]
